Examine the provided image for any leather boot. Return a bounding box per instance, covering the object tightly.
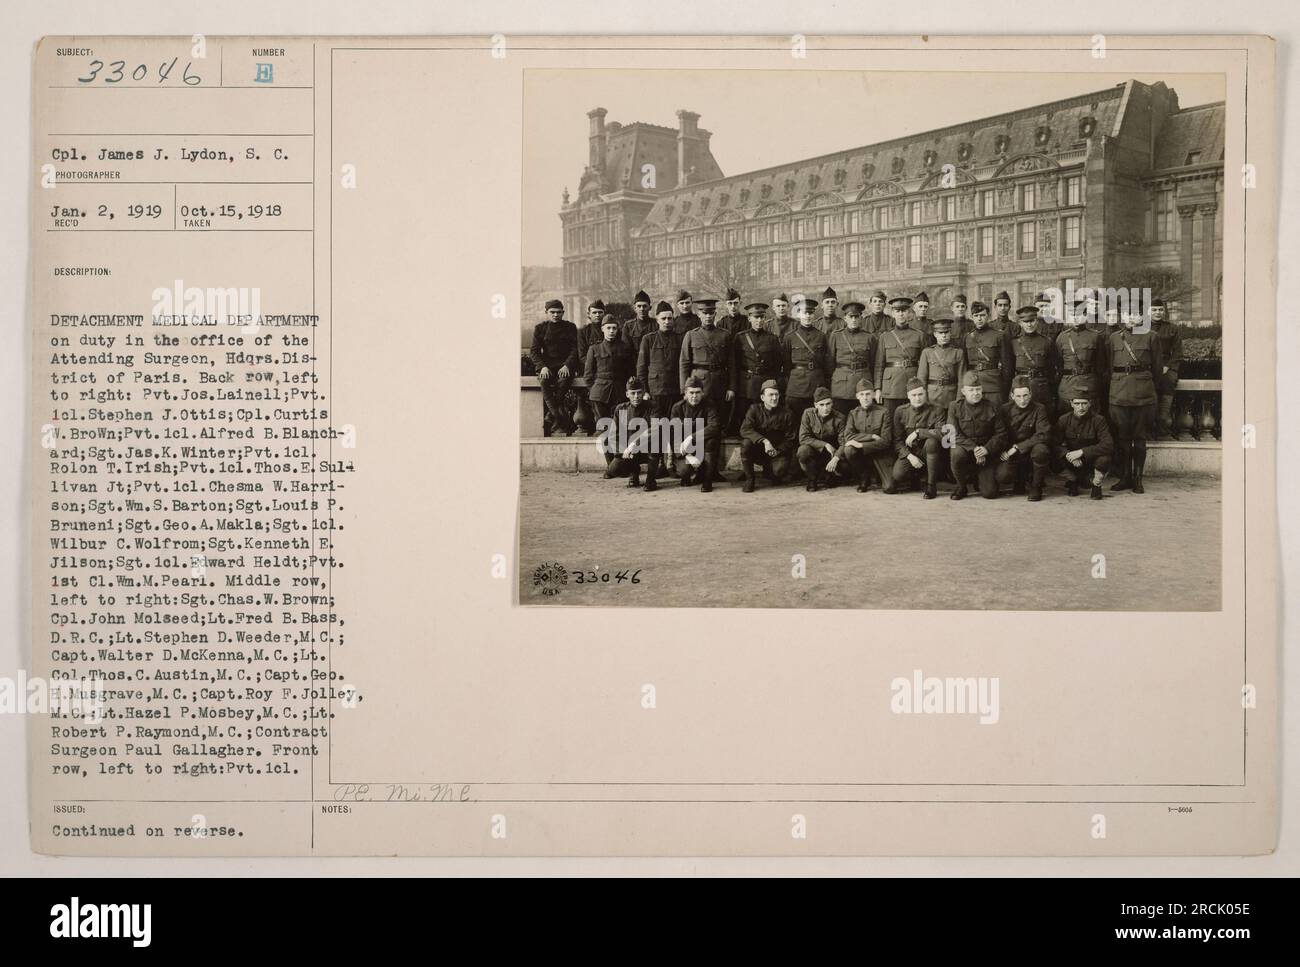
[1110,444,1132,491]
[1133,447,1147,494]
[743,468,756,494]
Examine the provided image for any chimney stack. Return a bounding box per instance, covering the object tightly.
[587,107,608,173]
[676,110,701,187]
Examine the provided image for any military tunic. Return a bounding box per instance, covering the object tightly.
[732,327,784,399]
[837,403,895,489]
[636,328,682,403]
[964,325,1007,403]
[739,401,797,480]
[529,317,580,436]
[716,312,747,339]
[606,397,661,477]
[917,344,966,409]
[621,315,656,356]
[862,311,893,335]
[814,312,845,336]
[781,325,830,403]
[583,337,635,411]
[874,325,928,400]
[891,401,946,488]
[1107,329,1163,408]
[678,325,734,402]
[946,397,1009,498]
[668,397,723,477]
[1151,319,1183,396]
[1005,329,1057,411]
[1054,325,1108,405]
[671,311,701,336]
[1053,410,1114,482]
[797,406,847,479]
[827,327,878,401]
[996,399,1053,491]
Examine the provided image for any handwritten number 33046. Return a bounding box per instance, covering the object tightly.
[77,58,202,85]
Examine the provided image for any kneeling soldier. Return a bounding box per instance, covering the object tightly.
[738,379,797,492]
[669,376,723,492]
[891,377,946,499]
[1054,391,1113,499]
[835,377,895,492]
[948,370,1008,500]
[997,375,1052,501]
[797,387,846,491]
[606,377,661,491]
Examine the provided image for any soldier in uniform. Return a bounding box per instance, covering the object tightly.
[1004,305,1058,420]
[1035,291,1063,341]
[781,297,830,421]
[717,287,746,337]
[738,379,797,492]
[827,301,877,415]
[797,387,846,491]
[947,370,1008,500]
[911,291,933,338]
[1108,307,1164,493]
[572,299,606,435]
[679,298,735,447]
[917,318,965,410]
[1149,298,1183,439]
[529,298,579,436]
[991,291,1014,332]
[733,301,783,435]
[621,290,656,355]
[815,286,844,334]
[1054,298,1109,417]
[605,376,661,491]
[874,295,929,425]
[671,290,700,336]
[835,377,895,493]
[863,290,892,334]
[1054,390,1113,499]
[997,375,1052,501]
[637,300,682,478]
[891,377,946,499]
[947,294,972,347]
[964,301,1006,407]
[767,293,796,341]
[584,312,635,427]
[669,376,723,492]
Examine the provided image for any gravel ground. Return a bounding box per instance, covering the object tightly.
[518,468,1221,611]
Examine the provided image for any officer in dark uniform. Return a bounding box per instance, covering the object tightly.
[815,286,843,335]
[583,313,635,454]
[738,379,797,492]
[606,376,661,491]
[781,297,830,421]
[997,374,1052,501]
[1149,298,1183,439]
[991,291,1014,332]
[797,387,846,491]
[1054,390,1113,499]
[875,295,929,425]
[637,300,682,478]
[733,301,783,434]
[917,317,965,410]
[911,291,933,338]
[947,370,1008,500]
[863,290,892,334]
[671,290,700,336]
[621,290,656,356]
[1055,298,1109,416]
[947,294,972,347]
[964,301,1006,407]
[767,293,796,341]
[679,298,735,442]
[528,299,579,436]
[891,377,946,498]
[827,301,877,415]
[669,376,723,492]
[836,377,895,492]
[1005,305,1058,419]
[1107,308,1164,493]
[717,287,746,337]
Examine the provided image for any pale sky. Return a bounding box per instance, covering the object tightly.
[522,69,1225,266]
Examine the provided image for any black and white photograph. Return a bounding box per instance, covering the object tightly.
[519,69,1226,610]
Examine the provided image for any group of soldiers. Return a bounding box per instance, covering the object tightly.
[528,284,1182,499]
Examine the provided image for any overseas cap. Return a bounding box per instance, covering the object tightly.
[761,378,779,391]
[626,376,645,390]
[813,386,832,402]
[906,377,925,391]
[545,298,563,311]
[633,290,651,304]
[855,377,873,394]
[962,371,982,387]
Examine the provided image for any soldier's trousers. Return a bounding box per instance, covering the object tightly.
[592,400,618,466]
[1156,374,1179,436]
[536,373,574,435]
[609,452,658,483]
[844,447,895,490]
[786,397,812,421]
[881,397,907,427]
[797,443,837,480]
[950,445,999,499]
[831,398,856,416]
[1110,403,1154,477]
[739,440,792,481]
[1053,449,1111,483]
[673,439,721,482]
[994,444,1049,490]
[891,438,943,490]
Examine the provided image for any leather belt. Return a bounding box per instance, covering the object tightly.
[928,379,957,386]
[887,360,915,368]
[1112,366,1145,374]
[973,363,1000,371]
[1017,368,1048,378]
[1060,368,1094,376]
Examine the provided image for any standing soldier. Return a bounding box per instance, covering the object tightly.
[669,376,723,492]
[733,301,783,435]
[621,290,656,355]
[1054,390,1113,499]
[891,377,946,499]
[911,291,933,338]
[1004,305,1058,420]
[1054,298,1109,416]
[997,375,1052,501]
[863,290,892,334]
[947,371,1008,500]
[815,286,844,334]
[797,387,846,491]
[991,291,1014,332]
[782,296,830,421]
[1107,307,1164,493]
[1149,298,1183,439]
[717,287,746,337]
[827,301,877,415]
[767,293,796,341]
[1035,291,1062,341]
[637,300,682,478]
[585,313,636,471]
[948,294,972,347]
[917,318,966,410]
[835,377,895,492]
[679,298,735,446]
[529,298,579,436]
[573,299,606,435]
[671,290,700,336]
[964,301,1006,407]
[606,376,661,491]
[738,379,797,492]
[874,295,928,425]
